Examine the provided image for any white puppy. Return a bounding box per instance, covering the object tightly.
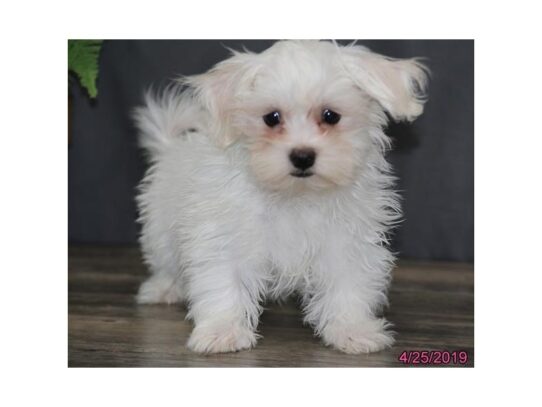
[134,40,428,354]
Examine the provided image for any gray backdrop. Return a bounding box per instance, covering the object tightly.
[68,40,474,262]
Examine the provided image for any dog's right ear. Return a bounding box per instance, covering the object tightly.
[181,50,261,147]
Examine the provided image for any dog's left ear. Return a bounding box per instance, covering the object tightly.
[181,50,260,147]
[340,45,429,122]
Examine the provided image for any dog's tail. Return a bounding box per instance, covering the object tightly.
[133,85,205,160]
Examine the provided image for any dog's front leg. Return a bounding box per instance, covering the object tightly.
[303,239,395,354]
[184,259,265,354]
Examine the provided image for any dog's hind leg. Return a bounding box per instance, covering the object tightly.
[136,229,186,305]
[136,270,185,305]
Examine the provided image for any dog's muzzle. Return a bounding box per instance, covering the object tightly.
[290,170,314,178]
[289,148,316,178]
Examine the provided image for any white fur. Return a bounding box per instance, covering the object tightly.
[134,40,428,354]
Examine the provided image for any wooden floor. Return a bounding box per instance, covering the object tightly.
[68,246,474,367]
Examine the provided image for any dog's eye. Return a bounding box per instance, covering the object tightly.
[322,109,341,125]
[263,111,281,127]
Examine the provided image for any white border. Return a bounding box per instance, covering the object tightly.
[2,0,541,405]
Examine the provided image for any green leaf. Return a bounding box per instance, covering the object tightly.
[68,40,103,98]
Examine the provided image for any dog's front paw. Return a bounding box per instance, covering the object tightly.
[187,321,258,354]
[321,318,395,354]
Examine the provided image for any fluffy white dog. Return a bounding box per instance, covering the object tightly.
[134,40,428,354]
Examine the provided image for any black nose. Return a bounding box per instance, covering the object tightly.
[289,148,316,170]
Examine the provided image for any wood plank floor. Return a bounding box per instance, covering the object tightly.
[68,246,474,367]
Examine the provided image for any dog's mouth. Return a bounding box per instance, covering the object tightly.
[290,171,314,178]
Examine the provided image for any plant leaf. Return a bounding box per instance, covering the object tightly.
[68,40,103,98]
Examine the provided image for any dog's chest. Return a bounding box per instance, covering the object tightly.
[263,201,328,275]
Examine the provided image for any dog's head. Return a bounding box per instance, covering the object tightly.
[185,40,428,191]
